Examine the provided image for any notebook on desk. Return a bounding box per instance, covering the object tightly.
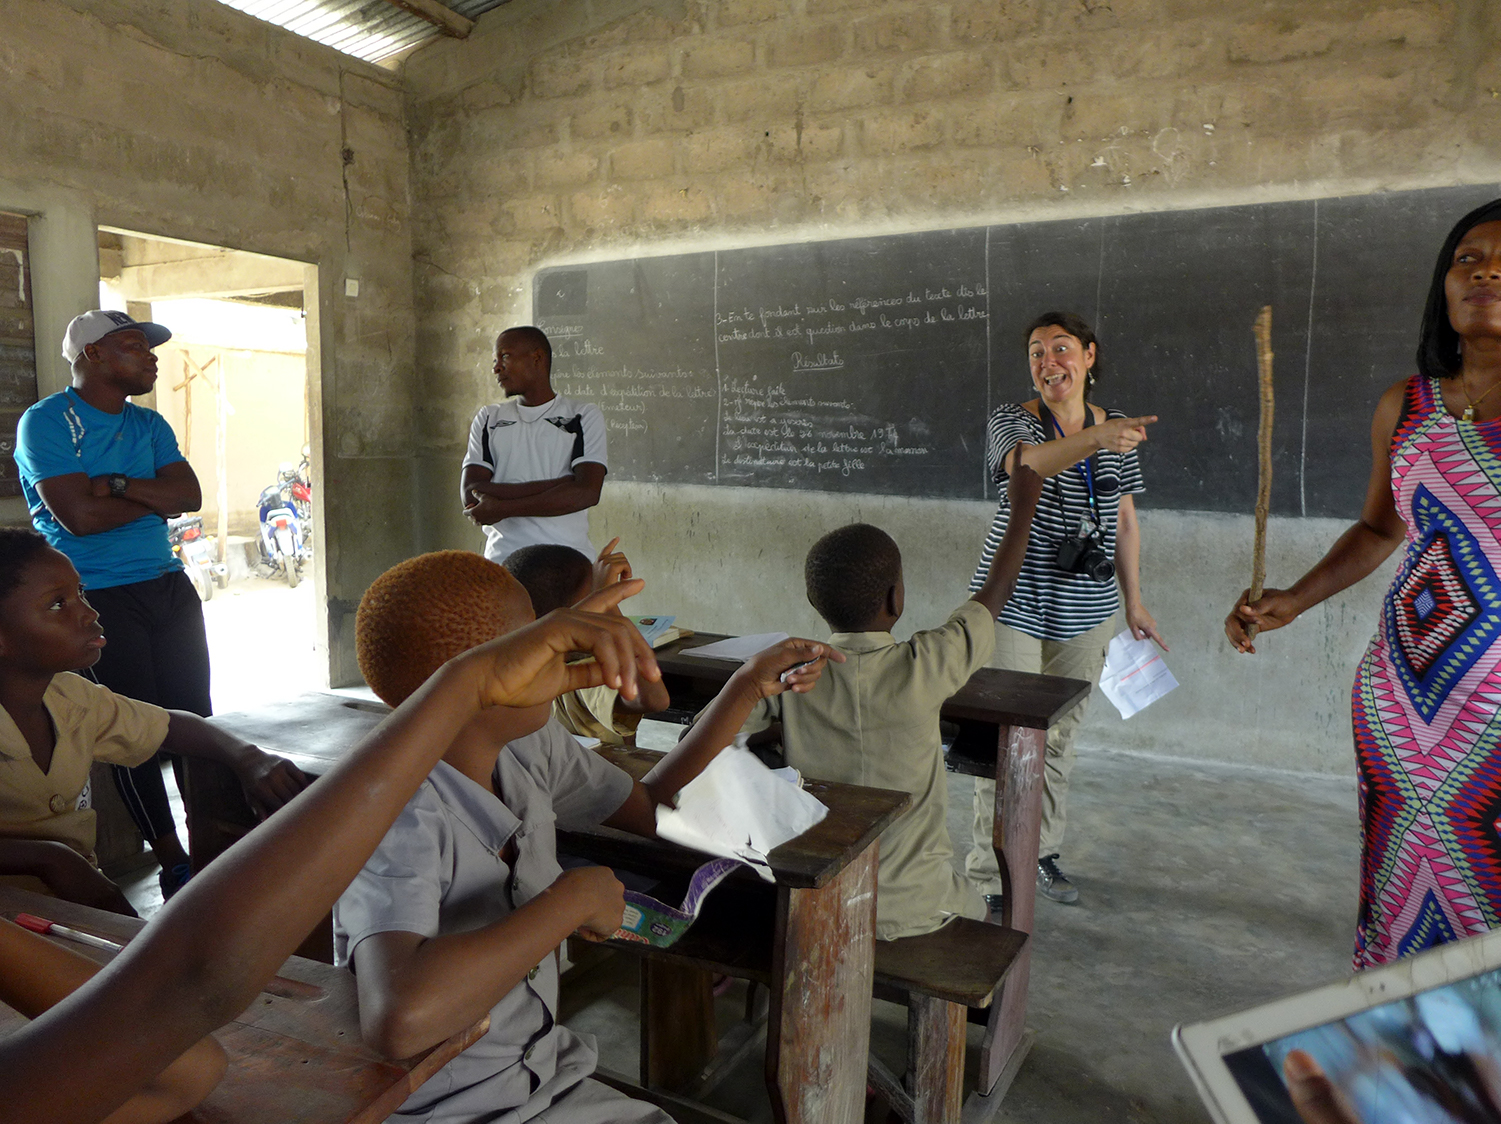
[1173,926,1501,1123]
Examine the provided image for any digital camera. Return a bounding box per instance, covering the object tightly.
[1056,520,1116,583]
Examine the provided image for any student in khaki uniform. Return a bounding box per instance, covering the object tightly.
[505,537,670,745]
[737,466,1043,940]
[0,528,307,914]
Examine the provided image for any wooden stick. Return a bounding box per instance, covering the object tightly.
[1248,306,1275,641]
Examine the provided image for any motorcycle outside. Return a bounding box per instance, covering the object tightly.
[167,515,227,602]
[279,453,312,546]
[256,482,306,589]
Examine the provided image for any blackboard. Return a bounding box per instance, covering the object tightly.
[536,183,1501,517]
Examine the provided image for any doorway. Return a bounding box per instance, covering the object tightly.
[98,229,322,714]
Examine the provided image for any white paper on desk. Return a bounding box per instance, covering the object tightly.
[655,747,828,881]
[1099,630,1178,719]
[685,632,790,661]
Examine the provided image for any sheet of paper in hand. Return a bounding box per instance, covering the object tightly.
[655,746,828,881]
[613,857,746,947]
[1099,630,1178,719]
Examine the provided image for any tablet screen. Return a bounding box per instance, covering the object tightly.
[1221,966,1501,1123]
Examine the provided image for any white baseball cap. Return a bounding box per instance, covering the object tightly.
[62,310,172,364]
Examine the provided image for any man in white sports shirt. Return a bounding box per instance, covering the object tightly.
[461,326,608,563]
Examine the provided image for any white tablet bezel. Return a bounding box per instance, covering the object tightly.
[1172,926,1501,1124]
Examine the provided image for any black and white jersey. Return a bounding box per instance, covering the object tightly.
[969,402,1144,641]
[462,394,608,563]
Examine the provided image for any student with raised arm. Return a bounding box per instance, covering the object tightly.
[505,536,673,744]
[0,579,663,1124]
[733,464,1046,939]
[336,550,839,1124]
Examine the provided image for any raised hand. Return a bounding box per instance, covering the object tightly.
[736,637,846,701]
[1007,462,1044,512]
[592,537,634,595]
[1093,414,1156,455]
[465,579,660,708]
[1225,587,1302,654]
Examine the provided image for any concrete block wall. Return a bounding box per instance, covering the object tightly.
[402,0,1501,773]
[1,0,422,684]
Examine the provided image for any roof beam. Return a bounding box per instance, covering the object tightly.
[380,0,473,38]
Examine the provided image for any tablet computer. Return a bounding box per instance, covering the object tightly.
[1173,927,1501,1123]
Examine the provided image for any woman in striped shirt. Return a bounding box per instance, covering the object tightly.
[966,311,1165,906]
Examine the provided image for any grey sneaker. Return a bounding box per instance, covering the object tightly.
[1037,854,1079,904]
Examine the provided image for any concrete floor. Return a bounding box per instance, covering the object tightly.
[561,747,1362,1124]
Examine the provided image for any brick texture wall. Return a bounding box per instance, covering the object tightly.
[404,0,1501,463]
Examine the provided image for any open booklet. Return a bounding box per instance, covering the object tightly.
[607,746,829,948]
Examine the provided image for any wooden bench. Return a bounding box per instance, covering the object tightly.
[869,919,1029,1124]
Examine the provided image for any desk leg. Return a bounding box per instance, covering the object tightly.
[181,757,335,964]
[978,724,1043,1096]
[181,757,256,870]
[640,960,717,1092]
[765,846,876,1124]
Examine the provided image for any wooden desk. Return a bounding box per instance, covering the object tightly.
[559,745,908,1124]
[188,694,392,962]
[199,694,907,1124]
[647,633,1092,1107]
[0,886,486,1123]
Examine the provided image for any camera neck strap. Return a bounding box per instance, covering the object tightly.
[1036,402,1102,529]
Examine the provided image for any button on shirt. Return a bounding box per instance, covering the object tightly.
[333,718,634,1124]
[0,672,169,864]
[740,599,995,940]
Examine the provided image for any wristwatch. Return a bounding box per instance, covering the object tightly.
[107,473,129,498]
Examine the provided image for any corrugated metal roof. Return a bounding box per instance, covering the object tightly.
[214,0,506,64]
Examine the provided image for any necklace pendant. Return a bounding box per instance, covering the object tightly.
[1464,406,1477,422]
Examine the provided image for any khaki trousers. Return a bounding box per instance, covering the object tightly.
[965,613,1116,893]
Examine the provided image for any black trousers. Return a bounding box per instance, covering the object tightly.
[86,571,212,843]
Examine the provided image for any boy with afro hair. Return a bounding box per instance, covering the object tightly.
[735,466,1043,940]
[336,549,840,1124]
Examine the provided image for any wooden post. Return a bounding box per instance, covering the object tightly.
[216,351,230,565]
[765,846,877,1124]
[976,724,1044,1097]
[640,961,718,1092]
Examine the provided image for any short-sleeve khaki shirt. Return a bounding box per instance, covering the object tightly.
[0,672,169,862]
[744,599,995,940]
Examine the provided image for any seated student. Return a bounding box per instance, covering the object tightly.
[0,528,307,915]
[0,573,665,1124]
[737,465,1044,941]
[335,549,837,1124]
[505,536,671,744]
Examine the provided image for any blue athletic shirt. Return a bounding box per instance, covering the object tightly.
[15,388,185,590]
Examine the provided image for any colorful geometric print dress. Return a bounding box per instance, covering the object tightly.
[1352,375,1501,968]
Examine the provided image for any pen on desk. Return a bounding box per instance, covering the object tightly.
[14,912,122,952]
[12,911,325,1001]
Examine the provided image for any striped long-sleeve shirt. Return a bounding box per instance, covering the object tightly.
[968,402,1145,641]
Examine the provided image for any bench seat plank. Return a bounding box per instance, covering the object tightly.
[872,921,1028,1009]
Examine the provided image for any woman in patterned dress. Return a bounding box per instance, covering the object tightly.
[1228,199,1501,968]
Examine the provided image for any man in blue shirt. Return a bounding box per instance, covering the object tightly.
[15,310,208,897]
